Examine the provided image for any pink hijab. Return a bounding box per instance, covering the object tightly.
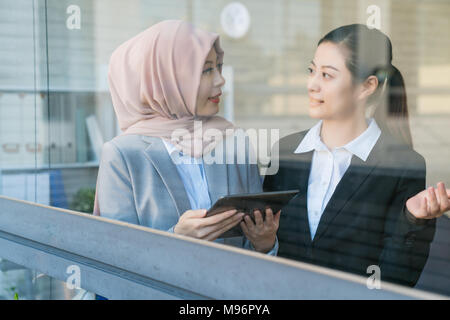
[93,20,234,216]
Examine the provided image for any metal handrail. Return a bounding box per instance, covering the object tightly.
[0,195,447,300]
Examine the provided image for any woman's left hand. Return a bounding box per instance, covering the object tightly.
[406,182,450,219]
[240,208,280,253]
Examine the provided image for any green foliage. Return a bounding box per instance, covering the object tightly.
[8,287,19,300]
[70,187,96,214]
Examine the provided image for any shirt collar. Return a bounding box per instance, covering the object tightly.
[162,139,179,157]
[344,118,381,161]
[294,118,381,162]
[294,120,325,153]
[162,139,202,164]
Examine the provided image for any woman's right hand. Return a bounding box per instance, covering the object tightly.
[406,182,450,219]
[173,209,244,241]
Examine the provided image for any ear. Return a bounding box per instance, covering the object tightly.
[357,75,379,100]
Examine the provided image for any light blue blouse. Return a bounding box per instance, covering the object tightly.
[162,140,212,211]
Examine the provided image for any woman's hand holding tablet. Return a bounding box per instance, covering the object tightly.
[174,209,245,241]
[205,190,300,238]
[241,207,281,253]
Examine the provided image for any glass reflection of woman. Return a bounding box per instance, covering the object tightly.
[94,20,279,255]
[264,24,450,287]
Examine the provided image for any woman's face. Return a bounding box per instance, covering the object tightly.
[307,41,360,121]
[195,47,226,117]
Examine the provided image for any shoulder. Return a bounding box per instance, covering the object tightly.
[279,130,308,147]
[377,132,426,172]
[107,134,152,150]
[101,135,161,162]
[271,130,309,156]
[371,132,426,183]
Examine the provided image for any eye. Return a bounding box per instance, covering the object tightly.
[217,63,223,73]
[202,67,213,74]
[307,67,314,74]
[322,72,332,79]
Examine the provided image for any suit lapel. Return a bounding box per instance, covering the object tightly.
[292,151,314,247]
[203,160,237,246]
[312,136,385,243]
[141,137,191,216]
[203,161,229,204]
[280,147,315,247]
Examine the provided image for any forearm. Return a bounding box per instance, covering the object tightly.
[378,194,436,287]
[244,236,279,256]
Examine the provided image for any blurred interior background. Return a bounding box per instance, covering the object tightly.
[0,0,448,299]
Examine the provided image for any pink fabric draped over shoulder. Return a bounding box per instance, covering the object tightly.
[93,20,234,216]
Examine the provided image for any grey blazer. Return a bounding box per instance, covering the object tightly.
[96,134,275,250]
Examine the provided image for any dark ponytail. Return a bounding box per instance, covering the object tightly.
[318,24,413,147]
[373,65,412,147]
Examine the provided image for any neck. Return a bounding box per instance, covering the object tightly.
[320,116,368,149]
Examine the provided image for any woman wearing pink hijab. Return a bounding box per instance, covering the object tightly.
[93,20,279,254]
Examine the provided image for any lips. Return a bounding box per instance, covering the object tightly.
[309,97,324,106]
[208,93,221,104]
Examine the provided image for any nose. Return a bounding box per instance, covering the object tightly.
[307,72,320,93]
[214,70,226,88]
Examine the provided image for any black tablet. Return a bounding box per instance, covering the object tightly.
[206,190,300,238]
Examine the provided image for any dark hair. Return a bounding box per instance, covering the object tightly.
[318,24,413,147]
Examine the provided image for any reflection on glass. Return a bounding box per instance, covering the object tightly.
[0,0,449,299]
[0,258,81,300]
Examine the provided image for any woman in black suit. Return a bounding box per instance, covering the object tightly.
[263,24,450,287]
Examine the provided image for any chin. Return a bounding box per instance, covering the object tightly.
[309,107,325,119]
[208,105,219,116]
[196,103,219,117]
[198,108,219,118]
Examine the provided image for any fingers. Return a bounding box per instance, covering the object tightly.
[421,195,428,216]
[200,212,244,239]
[243,214,256,233]
[254,210,264,228]
[242,209,280,232]
[183,209,207,219]
[240,221,250,237]
[200,209,238,227]
[198,207,283,242]
[424,183,450,218]
[436,182,450,198]
[265,207,274,225]
[437,182,450,213]
[203,215,244,241]
[427,187,440,214]
[274,210,281,227]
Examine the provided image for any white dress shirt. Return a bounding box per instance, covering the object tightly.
[294,118,381,240]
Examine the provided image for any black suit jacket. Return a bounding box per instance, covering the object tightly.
[263,130,436,287]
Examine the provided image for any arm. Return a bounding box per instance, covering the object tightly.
[378,157,436,287]
[96,141,140,225]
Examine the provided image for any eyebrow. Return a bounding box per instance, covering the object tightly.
[310,60,340,72]
[204,61,214,64]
